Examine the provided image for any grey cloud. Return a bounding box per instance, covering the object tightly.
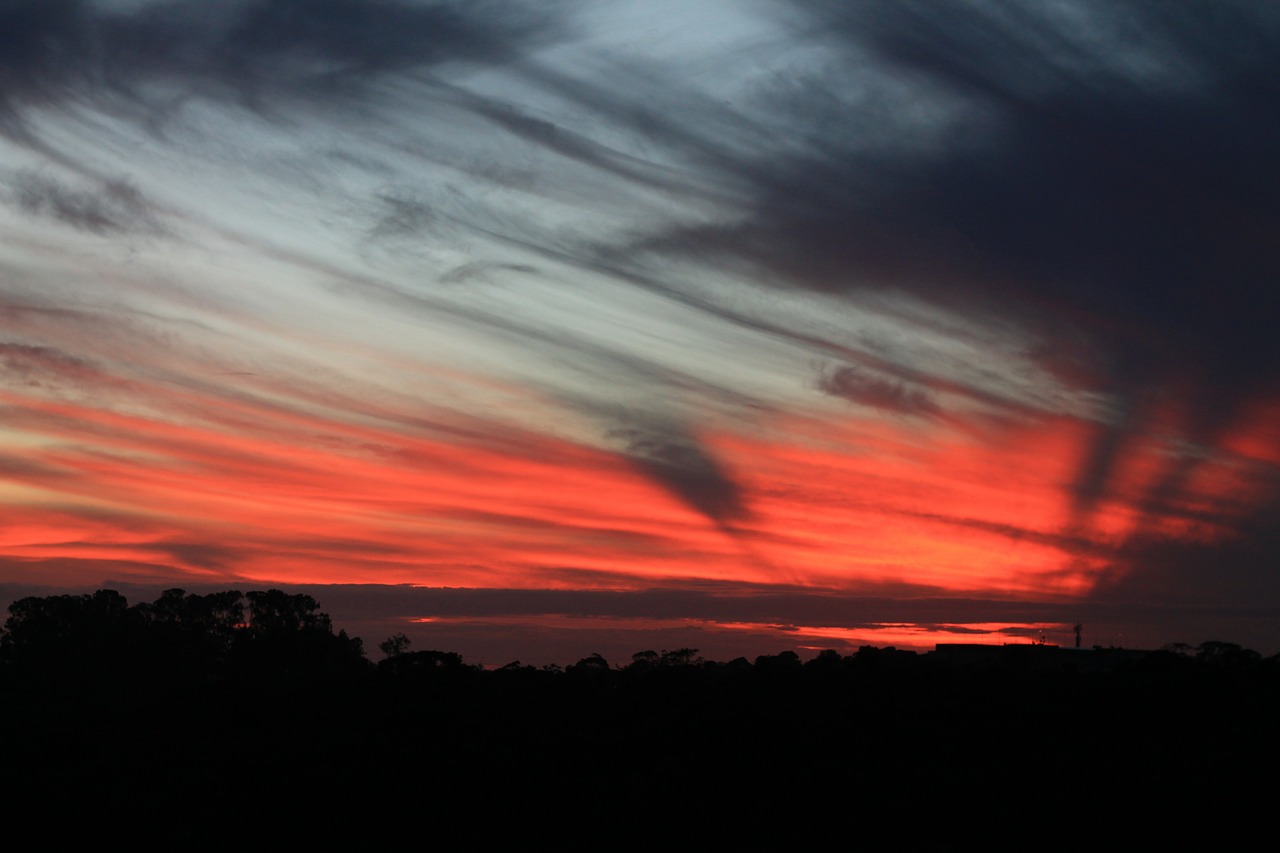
[0,452,74,482]
[0,0,83,121]
[151,582,1055,626]
[0,0,557,124]
[818,364,940,418]
[368,193,435,239]
[0,341,99,384]
[3,578,1258,638]
[925,624,993,637]
[9,171,161,234]
[614,0,1280,550]
[1082,486,1280,652]
[438,262,538,286]
[332,250,770,420]
[898,510,1113,561]
[611,422,749,527]
[155,541,244,572]
[444,84,718,201]
[1092,479,1280,608]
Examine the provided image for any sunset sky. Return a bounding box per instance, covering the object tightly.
[3,0,1279,663]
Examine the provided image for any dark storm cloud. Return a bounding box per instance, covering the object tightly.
[631,1,1280,535]
[0,0,553,124]
[723,0,1280,331]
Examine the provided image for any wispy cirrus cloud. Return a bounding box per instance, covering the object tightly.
[592,0,1280,593]
[0,0,551,117]
[1,1,1278,659]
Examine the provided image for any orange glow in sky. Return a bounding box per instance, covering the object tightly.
[0,372,1255,603]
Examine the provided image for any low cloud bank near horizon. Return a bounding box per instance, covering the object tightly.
[4,580,1275,666]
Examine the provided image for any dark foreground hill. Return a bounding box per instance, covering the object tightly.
[2,589,1275,843]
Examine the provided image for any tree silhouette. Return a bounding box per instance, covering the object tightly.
[628,650,659,670]
[659,648,702,668]
[245,589,331,636]
[567,652,610,675]
[1196,640,1262,668]
[1,589,142,677]
[379,632,411,657]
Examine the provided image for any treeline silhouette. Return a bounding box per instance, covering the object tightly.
[3,588,1277,841]
[1,588,367,687]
